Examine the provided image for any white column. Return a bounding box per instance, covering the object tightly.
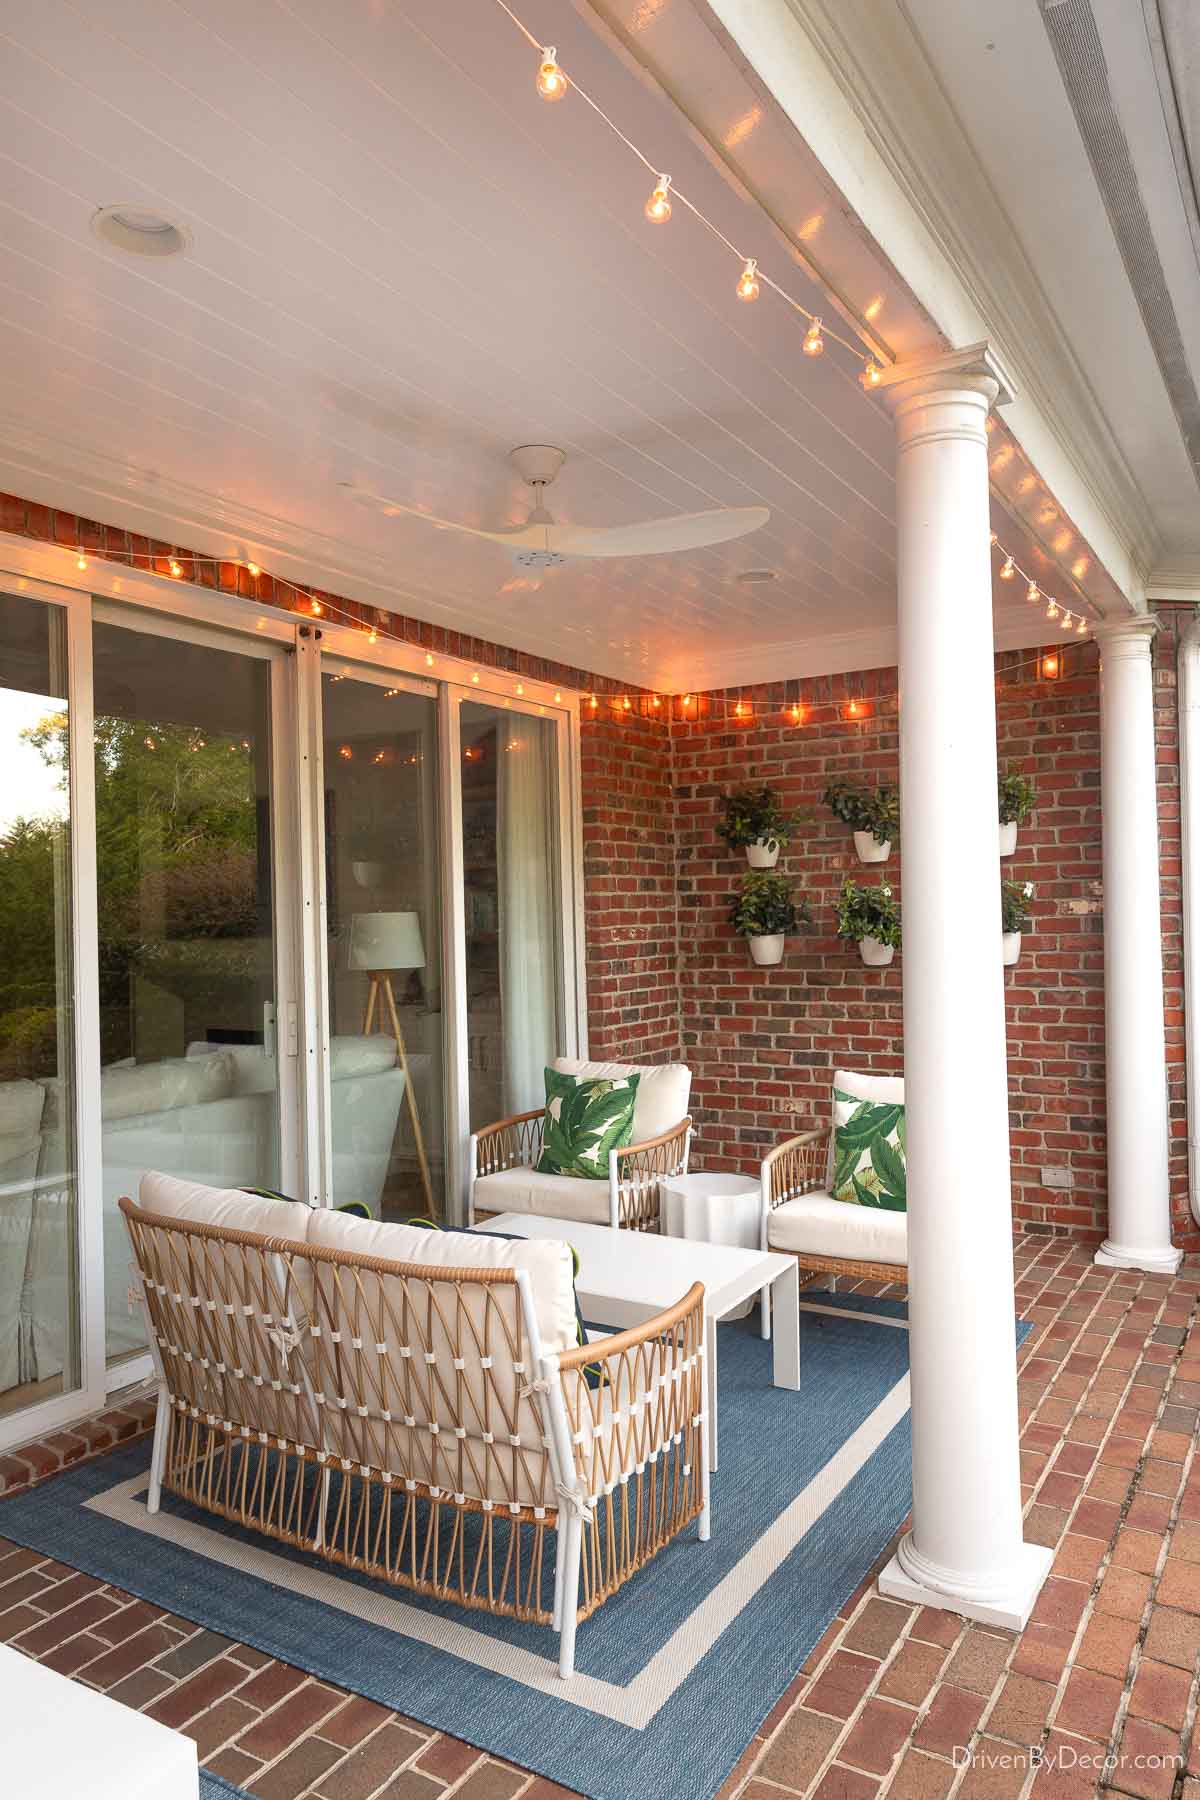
[1093,618,1181,1274]
[875,345,1052,1630]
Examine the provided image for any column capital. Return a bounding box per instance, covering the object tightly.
[1091,613,1159,660]
[873,341,1017,412]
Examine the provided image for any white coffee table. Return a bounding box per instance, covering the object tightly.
[484,1213,799,1471]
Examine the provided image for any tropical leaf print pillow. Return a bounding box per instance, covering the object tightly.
[537,1067,640,1181]
[831,1087,907,1211]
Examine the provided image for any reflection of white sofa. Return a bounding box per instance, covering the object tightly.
[0,1035,407,1395]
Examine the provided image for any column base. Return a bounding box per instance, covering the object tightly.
[878,1533,1053,1631]
[1094,1239,1183,1276]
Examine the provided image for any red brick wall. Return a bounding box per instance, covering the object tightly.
[667,644,1199,1252]
[581,707,680,1064]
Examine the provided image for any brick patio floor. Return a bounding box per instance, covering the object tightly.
[1,1233,1198,1800]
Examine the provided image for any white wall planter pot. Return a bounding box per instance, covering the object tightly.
[748,933,785,966]
[1002,931,1022,966]
[853,831,891,864]
[859,936,895,967]
[998,821,1018,858]
[746,837,780,868]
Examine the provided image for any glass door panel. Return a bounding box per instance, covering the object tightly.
[91,614,286,1369]
[0,591,81,1421]
[460,702,562,1130]
[320,670,444,1222]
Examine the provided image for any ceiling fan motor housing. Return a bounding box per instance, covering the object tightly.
[510,444,566,487]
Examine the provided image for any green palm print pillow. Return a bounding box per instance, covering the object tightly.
[537,1067,640,1181]
[831,1087,907,1212]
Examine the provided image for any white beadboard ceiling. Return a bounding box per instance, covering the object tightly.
[0,0,1121,688]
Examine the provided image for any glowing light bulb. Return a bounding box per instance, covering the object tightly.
[143,735,156,751]
[790,702,806,725]
[736,259,759,302]
[472,672,481,684]
[1000,556,1015,581]
[803,317,824,357]
[366,626,378,644]
[1027,581,1039,603]
[845,698,860,717]
[1060,612,1072,631]
[1047,599,1058,619]
[169,559,182,577]
[650,695,660,708]
[426,653,435,666]
[516,683,524,695]
[536,48,567,101]
[734,700,744,718]
[645,175,672,223]
[338,744,352,760]
[1042,653,1060,680]
[247,562,260,578]
[623,696,632,711]
[76,552,87,571]
[682,694,692,707]
[309,597,323,616]
[1076,617,1087,635]
[589,694,598,710]
[989,531,998,545]
[554,690,562,702]
[860,359,882,389]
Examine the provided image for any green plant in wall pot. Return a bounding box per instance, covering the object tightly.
[729,871,810,966]
[823,781,900,864]
[717,784,801,868]
[1001,878,1034,966]
[834,877,901,967]
[998,765,1037,857]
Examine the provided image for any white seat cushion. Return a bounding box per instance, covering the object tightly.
[551,1058,690,1143]
[474,1165,611,1227]
[767,1190,907,1266]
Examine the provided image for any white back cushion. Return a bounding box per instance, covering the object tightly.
[833,1069,905,1106]
[306,1209,577,1358]
[552,1058,690,1144]
[138,1170,309,1243]
[103,1054,235,1121]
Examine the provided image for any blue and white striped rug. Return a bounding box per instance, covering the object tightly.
[3,1296,994,1800]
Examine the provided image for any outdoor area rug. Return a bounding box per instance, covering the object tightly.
[1,1295,1023,1800]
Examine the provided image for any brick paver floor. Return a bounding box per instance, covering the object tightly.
[1,1233,1197,1799]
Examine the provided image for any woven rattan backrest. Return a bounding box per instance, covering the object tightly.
[121,1199,556,1512]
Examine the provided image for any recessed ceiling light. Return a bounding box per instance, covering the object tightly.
[91,204,191,258]
[737,568,777,585]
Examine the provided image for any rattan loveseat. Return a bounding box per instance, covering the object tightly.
[121,1172,709,1679]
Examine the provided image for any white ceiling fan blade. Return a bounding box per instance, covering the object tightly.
[553,506,770,558]
[338,483,534,545]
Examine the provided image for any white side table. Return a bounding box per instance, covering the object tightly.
[661,1171,764,1326]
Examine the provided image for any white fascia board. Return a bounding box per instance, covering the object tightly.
[702,0,1149,608]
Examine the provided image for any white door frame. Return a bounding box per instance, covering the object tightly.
[0,574,105,1451]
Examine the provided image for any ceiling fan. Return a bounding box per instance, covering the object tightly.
[340,446,769,568]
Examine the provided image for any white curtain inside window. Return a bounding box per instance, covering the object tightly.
[496,716,558,1113]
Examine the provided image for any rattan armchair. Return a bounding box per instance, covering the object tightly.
[121,1188,708,1680]
[760,1070,909,1305]
[469,1105,693,1232]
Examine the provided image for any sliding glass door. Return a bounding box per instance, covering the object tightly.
[90,608,296,1370]
[0,550,583,1447]
[0,589,83,1424]
[319,663,444,1222]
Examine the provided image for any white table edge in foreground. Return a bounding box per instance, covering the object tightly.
[482,1214,801,1470]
